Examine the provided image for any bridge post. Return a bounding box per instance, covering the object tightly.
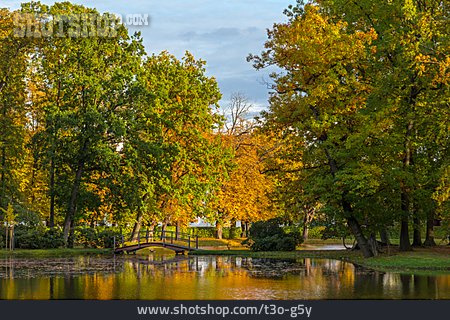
[138,232,140,247]
[162,231,166,244]
[171,231,173,244]
[196,235,199,249]
[188,235,191,249]
[113,236,116,251]
[146,229,149,243]
[121,235,124,248]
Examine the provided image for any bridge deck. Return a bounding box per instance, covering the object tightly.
[113,230,199,254]
[114,242,197,254]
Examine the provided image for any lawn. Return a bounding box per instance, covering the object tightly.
[0,248,111,258]
[354,248,450,271]
[190,246,450,271]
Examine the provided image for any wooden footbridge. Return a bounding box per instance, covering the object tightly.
[113,230,199,255]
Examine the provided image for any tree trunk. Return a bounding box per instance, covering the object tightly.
[228,218,236,239]
[302,223,309,242]
[5,226,8,250]
[63,159,84,246]
[424,211,436,246]
[380,229,390,245]
[412,215,422,247]
[342,193,374,258]
[161,221,168,240]
[49,75,61,228]
[148,222,156,241]
[49,157,55,228]
[215,221,223,240]
[130,209,143,241]
[0,95,6,212]
[68,218,75,248]
[399,191,412,251]
[399,215,412,251]
[347,216,374,258]
[29,154,38,204]
[302,206,315,241]
[368,233,379,257]
[175,221,180,240]
[240,221,248,238]
[399,115,414,251]
[0,145,6,211]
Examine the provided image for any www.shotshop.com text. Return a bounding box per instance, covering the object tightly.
[137,303,312,318]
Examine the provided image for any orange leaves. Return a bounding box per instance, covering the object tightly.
[258,3,377,118]
[414,53,450,86]
[214,129,277,223]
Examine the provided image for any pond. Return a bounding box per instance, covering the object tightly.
[0,254,449,299]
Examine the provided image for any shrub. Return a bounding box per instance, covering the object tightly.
[74,227,122,248]
[14,227,64,249]
[307,226,326,239]
[189,227,216,238]
[41,228,65,248]
[97,229,122,248]
[188,227,241,239]
[0,228,5,248]
[74,227,98,248]
[15,229,42,249]
[247,218,302,252]
[227,226,241,239]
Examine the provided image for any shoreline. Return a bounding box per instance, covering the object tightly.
[1,244,449,273]
[189,246,450,272]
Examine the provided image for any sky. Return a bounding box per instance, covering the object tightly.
[3,0,293,113]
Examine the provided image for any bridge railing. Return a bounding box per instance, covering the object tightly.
[113,230,199,251]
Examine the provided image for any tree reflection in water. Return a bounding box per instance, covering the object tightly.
[0,255,448,299]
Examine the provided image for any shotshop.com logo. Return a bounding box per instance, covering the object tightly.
[13,13,150,38]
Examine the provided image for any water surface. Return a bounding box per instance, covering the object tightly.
[0,254,448,299]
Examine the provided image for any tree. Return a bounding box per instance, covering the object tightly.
[0,8,29,212]
[249,4,379,257]
[251,1,448,256]
[26,2,146,245]
[126,52,229,239]
[1,203,17,250]
[319,0,449,251]
[210,94,278,239]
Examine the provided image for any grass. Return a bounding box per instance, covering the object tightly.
[197,237,352,248]
[198,238,246,248]
[190,246,450,272]
[303,238,351,245]
[0,248,111,258]
[353,248,450,271]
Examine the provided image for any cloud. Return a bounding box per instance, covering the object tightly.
[4,0,292,107]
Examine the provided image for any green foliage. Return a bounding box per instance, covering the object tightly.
[0,9,29,210]
[15,227,64,249]
[307,226,326,239]
[246,218,302,251]
[186,227,241,239]
[0,1,447,255]
[74,227,98,248]
[14,226,121,249]
[74,227,122,248]
[1,203,17,226]
[250,0,449,256]
[228,227,241,239]
[188,227,217,238]
[0,227,5,248]
[249,218,285,239]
